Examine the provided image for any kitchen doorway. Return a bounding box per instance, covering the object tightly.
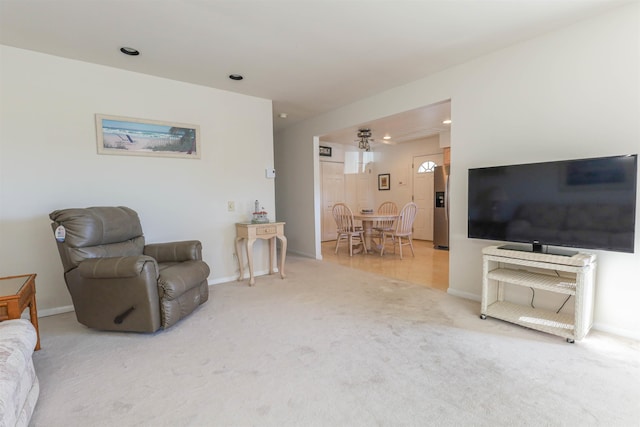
[412,154,443,241]
[317,100,451,291]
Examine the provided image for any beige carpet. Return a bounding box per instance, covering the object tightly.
[31,255,639,426]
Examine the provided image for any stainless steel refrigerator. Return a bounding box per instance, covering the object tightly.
[433,165,450,249]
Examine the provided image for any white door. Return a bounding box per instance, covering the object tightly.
[356,162,374,212]
[412,154,443,240]
[321,161,345,241]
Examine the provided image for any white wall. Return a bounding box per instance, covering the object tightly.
[275,4,640,338]
[318,137,442,210]
[371,136,442,209]
[0,46,276,315]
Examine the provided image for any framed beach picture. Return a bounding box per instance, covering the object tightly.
[378,173,390,190]
[95,114,201,159]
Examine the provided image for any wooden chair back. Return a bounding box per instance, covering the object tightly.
[376,201,398,230]
[332,203,357,233]
[394,202,418,236]
[332,203,364,256]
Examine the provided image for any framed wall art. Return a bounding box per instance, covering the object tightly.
[378,173,390,190]
[95,114,201,159]
[319,145,332,157]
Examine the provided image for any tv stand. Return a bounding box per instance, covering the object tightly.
[497,243,578,257]
[481,245,596,342]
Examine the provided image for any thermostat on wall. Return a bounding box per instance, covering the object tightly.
[265,168,276,178]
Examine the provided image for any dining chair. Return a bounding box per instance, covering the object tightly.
[373,201,398,238]
[332,203,365,256]
[380,202,418,259]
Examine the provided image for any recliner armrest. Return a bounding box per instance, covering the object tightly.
[77,255,158,279]
[144,240,202,263]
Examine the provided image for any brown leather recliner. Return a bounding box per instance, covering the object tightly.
[49,206,210,332]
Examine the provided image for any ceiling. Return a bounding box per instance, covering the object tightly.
[0,0,628,141]
[319,100,451,148]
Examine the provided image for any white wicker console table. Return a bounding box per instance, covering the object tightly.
[481,245,597,343]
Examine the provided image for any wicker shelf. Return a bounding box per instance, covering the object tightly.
[485,301,575,339]
[481,246,597,342]
[486,268,576,295]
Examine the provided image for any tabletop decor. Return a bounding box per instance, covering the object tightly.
[251,200,270,223]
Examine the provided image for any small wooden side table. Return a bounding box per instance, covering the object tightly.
[0,274,41,350]
[235,222,287,286]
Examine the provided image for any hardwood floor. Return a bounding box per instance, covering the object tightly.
[321,239,449,292]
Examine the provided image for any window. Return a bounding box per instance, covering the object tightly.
[418,161,437,173]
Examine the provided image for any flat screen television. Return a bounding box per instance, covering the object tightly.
[468,154,638,255]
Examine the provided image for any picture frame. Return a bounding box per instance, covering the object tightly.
[95,114,201,159]
[378,173,390,190]
[319,145,332,157]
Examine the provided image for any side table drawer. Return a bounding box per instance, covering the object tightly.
[256,226,276,235]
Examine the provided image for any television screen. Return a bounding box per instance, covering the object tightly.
[468,154,638,253]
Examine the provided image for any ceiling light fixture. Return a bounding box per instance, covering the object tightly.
[279,113,288,119]
[442,119,452,124]
[357,128,372,152]
[383,135,391,140]
[229,74,244,81]
[120,47,140,56]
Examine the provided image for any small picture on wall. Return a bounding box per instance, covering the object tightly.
[96,114,201,159]
[319,145,332,157]
[378,173,390,190]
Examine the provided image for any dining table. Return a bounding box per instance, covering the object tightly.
[353,212,399,253]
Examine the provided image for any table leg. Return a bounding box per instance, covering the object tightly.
[235,237,244,282]
[246,237,256,286]
[269,236,275,275]
[277,234,287,279]
[362,220,374,252]
[28,296,41,351]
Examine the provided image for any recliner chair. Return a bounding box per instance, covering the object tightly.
[49,206,210,332]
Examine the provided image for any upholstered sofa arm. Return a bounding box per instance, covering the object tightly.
[77,256,158,279]
[144,240,203,263]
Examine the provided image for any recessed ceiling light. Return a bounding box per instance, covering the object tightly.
[442,119,452,124]
[229,74,244,81]
[383,135,391,140]
[279,113,288,119]
[120,47,140,56]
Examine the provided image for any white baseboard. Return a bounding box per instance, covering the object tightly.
[592,322,640,341]
[287,249,316,258]
[209,275,239,285]
[208,268,275,286]
[447,288,481,302]
[38,305,74,318]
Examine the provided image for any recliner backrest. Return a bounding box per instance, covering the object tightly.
[50,206,145,272]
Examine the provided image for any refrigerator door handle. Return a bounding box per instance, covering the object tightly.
[444,172,449,223]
